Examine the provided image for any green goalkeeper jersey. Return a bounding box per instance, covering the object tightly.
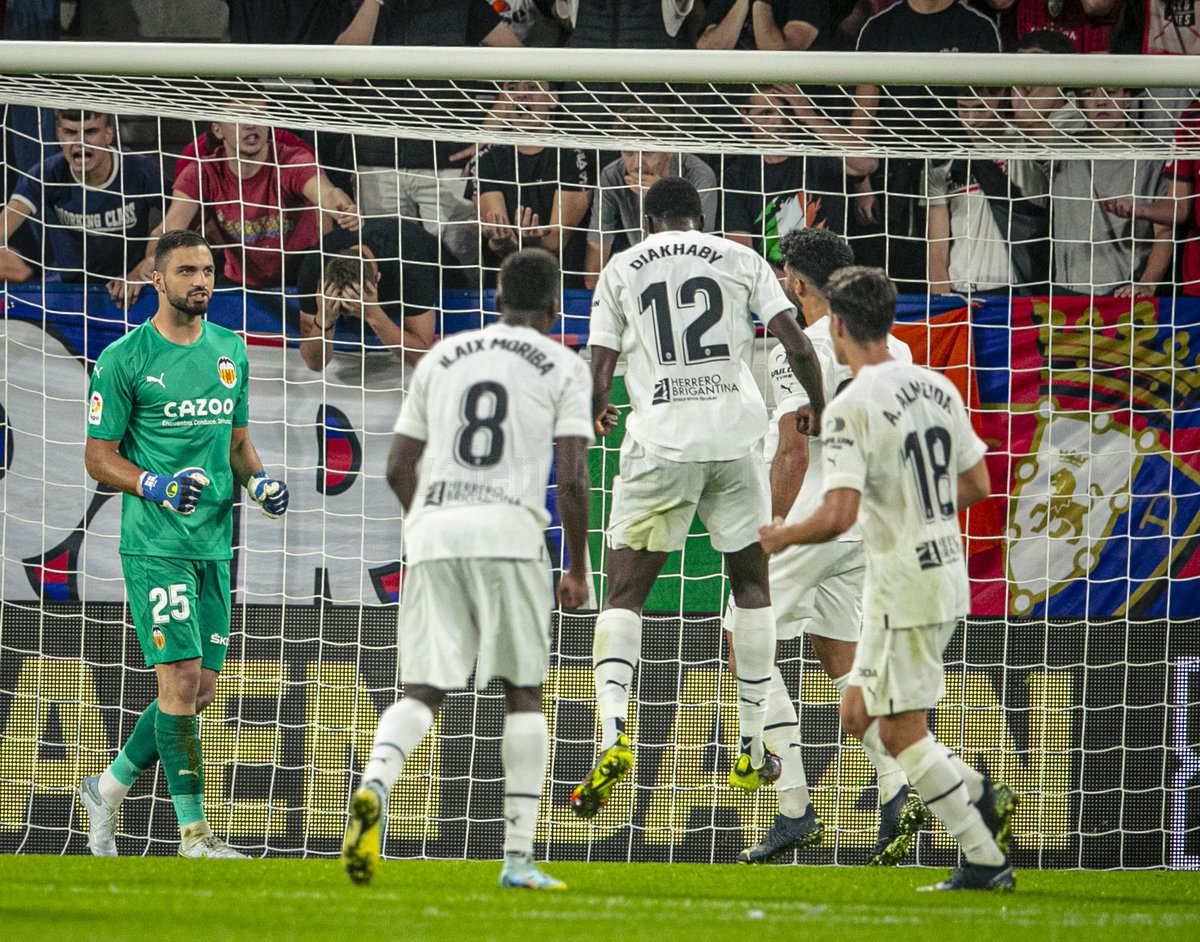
[87,319,250,560]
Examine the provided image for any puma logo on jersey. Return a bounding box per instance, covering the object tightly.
[605,679,629,692]
[93,365,104,376]
[145,373,166,388]
[178,769,197,776]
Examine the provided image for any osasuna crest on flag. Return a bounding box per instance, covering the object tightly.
[217,356,237,389]
[981,298,1200,619]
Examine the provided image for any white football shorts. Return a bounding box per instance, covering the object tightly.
[769,540,864,642]
[850,618,958,717]
[607,437,768,554]
[399,556,553,689]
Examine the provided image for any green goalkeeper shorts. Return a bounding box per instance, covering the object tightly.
[122,555,231,672]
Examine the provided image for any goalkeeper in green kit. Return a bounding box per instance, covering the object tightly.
[79,230,288,858]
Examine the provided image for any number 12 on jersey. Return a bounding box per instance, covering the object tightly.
[640,277,730,366]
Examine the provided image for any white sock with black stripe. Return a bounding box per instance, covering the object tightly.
[764,665,809,817]
[502,711,548,861]
[729,605,775,766]
[945,749,985,804]
[594,608,642,751]
[850,695,908,804]
[894,733,1004,866]
[362,698,435,794]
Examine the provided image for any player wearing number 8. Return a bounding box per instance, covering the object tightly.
[342,248,593,891]
[80,230,288,859]
[759,267,1017,891]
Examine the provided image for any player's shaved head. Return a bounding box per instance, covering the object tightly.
[644,176,703,231]
[497,248,561,331]
[825,266,896,343]
[780,228,855,291]
[155,229,212,273]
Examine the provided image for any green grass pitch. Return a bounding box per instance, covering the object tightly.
[1,857,1197,942]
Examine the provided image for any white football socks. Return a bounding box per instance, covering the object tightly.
[98,767,130,809]
[594,608,641,750]
[362,698,435,794]
[728,605,775,766]
[944,748,985,804]
[502,711,548,860]
[764,665,809,817]
[844,681,907,805]
[894,733,1004,866]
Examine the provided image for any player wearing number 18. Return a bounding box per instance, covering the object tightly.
[759,267,1017,891]
[80,230,288,859]
[576,177,827,813]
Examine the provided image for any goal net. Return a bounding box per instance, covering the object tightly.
[0,43,1197,869]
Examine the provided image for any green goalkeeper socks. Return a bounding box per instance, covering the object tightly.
[155,711,205,828]
[110,699,161,787]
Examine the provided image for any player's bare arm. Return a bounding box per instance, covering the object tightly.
[386,433,426,512]
[769,411,810,519]
[589,344,621,436]
[230,426,289,518]
[957,457,992,510]
[759,487,860,555]
[554,435,592,609]
[766,311,825,435]
[228,426,265,486]
[84,436,155,497]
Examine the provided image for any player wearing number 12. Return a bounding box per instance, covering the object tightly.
[759,267,1017,891]
[342,249,593,891]
[575,177,827,815]
[79,230,289,859]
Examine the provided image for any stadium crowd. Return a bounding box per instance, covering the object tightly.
[2,0,1199,356]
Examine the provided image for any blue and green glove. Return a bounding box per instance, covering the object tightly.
[139,467,210,515]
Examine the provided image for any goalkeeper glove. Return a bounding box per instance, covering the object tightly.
[249,470,289,519]
[139,467,210,515]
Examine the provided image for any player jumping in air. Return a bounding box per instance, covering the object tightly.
[735,228,925,866]
[341,248,593,891]
[759,266,1018,891]
[572,177,826,818]
[80,229,289,858]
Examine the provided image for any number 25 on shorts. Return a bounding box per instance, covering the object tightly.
[149,583,191,624]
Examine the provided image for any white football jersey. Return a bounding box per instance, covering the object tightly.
[394,323,594,563]
[821,360,987,629]
[765,319,913,543]
[589,228,795,462]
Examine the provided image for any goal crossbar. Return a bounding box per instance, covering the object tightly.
[0,42,1198,88]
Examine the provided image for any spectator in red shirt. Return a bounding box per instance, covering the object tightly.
[986,0,1125,52]
[1102,103,1200,295]
[173,127,314,184]
[137,120,357,290]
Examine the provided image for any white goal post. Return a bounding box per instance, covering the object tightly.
[0,42,1197,870]
[0,43,1197,158]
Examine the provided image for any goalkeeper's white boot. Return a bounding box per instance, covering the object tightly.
[79,775,118,857]
[499,855,566,891]
[178,821,249,859]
